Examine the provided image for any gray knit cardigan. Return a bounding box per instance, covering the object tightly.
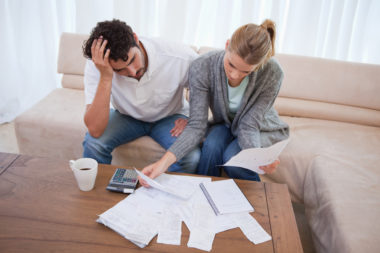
[169,50,289,160]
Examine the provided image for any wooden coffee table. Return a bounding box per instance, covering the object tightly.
[0,152,303,252]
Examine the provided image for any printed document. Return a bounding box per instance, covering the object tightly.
[223,138,290,174]
[135,169,196,199]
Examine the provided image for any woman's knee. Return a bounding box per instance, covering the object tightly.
[222,139,241,163]
[203,124,233,151]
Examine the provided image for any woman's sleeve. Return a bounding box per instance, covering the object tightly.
[168,59,211,160]
[237,60,284,149]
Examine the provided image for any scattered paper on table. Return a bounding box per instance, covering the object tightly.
[223,138,290,174]
[97,174,271,251]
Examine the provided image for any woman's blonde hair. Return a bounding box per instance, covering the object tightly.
[228,19,276,67]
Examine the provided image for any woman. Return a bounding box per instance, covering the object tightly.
[140,19,289,185]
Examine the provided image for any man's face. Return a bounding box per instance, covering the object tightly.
[109,46,146,80]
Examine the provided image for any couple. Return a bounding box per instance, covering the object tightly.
[82,19,289,186]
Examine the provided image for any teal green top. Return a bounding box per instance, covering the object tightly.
[227,76,249,120]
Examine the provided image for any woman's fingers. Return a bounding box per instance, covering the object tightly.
[260,159,280,174]
[137,176,150,187]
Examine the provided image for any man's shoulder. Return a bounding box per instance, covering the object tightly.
[141,36,198,61]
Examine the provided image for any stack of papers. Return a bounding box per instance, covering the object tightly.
[97,174,272,251]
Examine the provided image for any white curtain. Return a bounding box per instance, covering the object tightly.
[1,0,379,124]
[0,0,75,123]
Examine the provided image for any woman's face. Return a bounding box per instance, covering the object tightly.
[223,41,257,86]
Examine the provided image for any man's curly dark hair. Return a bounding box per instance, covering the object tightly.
[83,19,137,62]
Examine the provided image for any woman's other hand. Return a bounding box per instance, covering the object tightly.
[259,159,280,174]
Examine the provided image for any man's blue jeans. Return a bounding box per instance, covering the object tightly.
[196,124,260,181]
[83,109,200,173]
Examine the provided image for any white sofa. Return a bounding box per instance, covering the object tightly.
[15,33,380,253]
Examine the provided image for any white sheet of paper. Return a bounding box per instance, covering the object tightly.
[232,212,272,244]
[223,138,290,174]
[214,213,238,233]
[135,169,164,189]
[187,204,216,252]
[156,173,197,198]
[135,169,196,199]
[187,227,215,252]
[157,208,182,245]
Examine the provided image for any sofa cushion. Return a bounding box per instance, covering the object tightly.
[303,155,380,253]
[15,88,87,159]
[274,97,380,127]
[266,116,380,204]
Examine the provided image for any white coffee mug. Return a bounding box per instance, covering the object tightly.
[69,158,98,191]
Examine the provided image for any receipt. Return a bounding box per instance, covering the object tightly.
[187,227,215,252]
[187,202,216,251]
[157,208,182,245]
[232,213,272,244]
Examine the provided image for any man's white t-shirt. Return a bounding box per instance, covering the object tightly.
[84,37,197,122]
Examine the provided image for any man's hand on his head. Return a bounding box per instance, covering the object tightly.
[170,118,188,137]
[91,36,113,81]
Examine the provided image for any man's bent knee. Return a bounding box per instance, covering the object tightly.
[82,132,113,164]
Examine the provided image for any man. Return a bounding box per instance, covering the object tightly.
[82,19,200,173]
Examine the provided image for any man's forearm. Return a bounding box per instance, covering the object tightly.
[84,77,112,138]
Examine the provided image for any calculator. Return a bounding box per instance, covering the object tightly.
[106,167,139,193]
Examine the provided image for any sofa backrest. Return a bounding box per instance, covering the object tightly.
[57,33,88,89]
[58,33,380,127]
[274,53,380,127]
